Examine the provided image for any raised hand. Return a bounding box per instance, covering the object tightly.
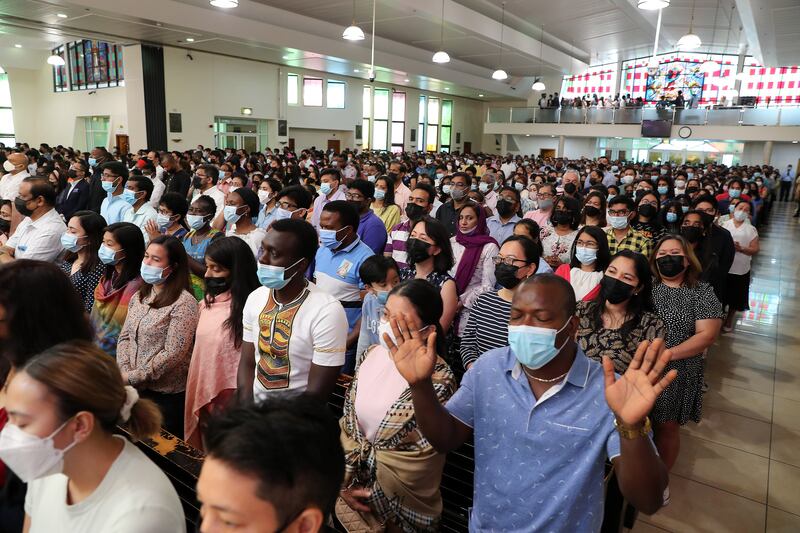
[602,338,678,426]
[384,313,436,386]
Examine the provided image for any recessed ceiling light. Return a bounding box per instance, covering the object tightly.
[444,87,450,90]
[186,38,195,42]
[353,69,360,73]
[478,93,484,97]
[56,13,68,18]
[793,140,799,144]
[210,0,238,7]
[404,78,409,82]
[282,55,291,60]
[525,134,531,137]
[14,44,21,48]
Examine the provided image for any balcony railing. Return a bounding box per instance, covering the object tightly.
[486,106,800,127]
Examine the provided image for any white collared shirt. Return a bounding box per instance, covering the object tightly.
[0,170,30,201]
[6,207,66,262]
[124,202,158,244]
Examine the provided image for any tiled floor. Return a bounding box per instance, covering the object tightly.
[633,203,800,533]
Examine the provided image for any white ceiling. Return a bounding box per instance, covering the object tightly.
[0,0,794,101]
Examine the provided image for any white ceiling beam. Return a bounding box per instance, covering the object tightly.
[735,0,768,65]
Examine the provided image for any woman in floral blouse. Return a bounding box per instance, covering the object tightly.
[575,250,665,373]
[540,195,581,269]
[117,234,200,436]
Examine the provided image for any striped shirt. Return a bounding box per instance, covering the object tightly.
[383,219,412,269]
[459,290,512,368]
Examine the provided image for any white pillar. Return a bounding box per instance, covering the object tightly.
[558,135,566,157]
[763,140,774,165]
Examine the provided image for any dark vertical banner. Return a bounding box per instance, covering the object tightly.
[141,45,167,151]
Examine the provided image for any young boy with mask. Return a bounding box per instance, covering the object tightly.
[354,255,400,366]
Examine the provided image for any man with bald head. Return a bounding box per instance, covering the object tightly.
[387,274,674,531]
[0,152,31,202]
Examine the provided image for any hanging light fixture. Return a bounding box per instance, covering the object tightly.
[677,0,701,50]
[47,53,65,66]
[531,23,546,91]
[700,1,720,73]
[209,0,238,8]
[432,0,450,63]
[638,0,670,10]
[342,0,365,41]
[491,2,508,80]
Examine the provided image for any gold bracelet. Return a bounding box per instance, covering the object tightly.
[614,416,651,440]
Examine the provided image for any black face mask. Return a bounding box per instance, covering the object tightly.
[563,182,577,195]
[0,219,9,233]
[14,197,34,217]
[680,226,704,243]
[583,205,600,218]
[553,210,572,226]
[67,169,79,180]
[405,238,431,264]
[495,263,523,289]
[638,204,658,219]
[192,176,202,189]
[686,186,699,195]
[495,199,514,218]
[204,277,230,296]
[600,275,636,304]
[347,199,364,213]
[405,203,425,221]
[656,254,687,278]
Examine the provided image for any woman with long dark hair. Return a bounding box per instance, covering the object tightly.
[371,175,401,232]
[555,225,610,302]
[117,235,200,436]
[90,222,146,358]
[184,237,260,449]
[632,190,666,241]
[57,210,107,312]
[575,250,665,373]
[337,279,456,531]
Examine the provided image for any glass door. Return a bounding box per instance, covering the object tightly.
[214,117,267,151]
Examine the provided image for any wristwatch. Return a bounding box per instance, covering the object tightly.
[614,416,651,439]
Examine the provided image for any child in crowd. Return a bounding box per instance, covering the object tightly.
[354,255,400,366]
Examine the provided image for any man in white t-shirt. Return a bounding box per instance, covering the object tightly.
[0,152,30,201]
[239,218,347,403]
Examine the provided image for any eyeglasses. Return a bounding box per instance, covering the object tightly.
[537,192,554,199]
[344,193,365,201]
[492,255,529,266]
[277,200,298,210]
[575,240,599,249]
[640,200,658,207]
[101,173,119,180]
[608,209,630,217]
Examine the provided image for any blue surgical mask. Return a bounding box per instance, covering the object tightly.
[101,179,116,194]
[186,214,207,230]
[121,189,138,205]
[60,232,83,253]
[508,320,571,370]
[319,227,346,249]
[514,182,524,191]
[657,186,669,195]
[681,205,690,213]
[367,176,376,183]
[728,204,736,214]
[729,188,741,198]
[666,212,678,223]
[88,157,97,167]
[156,213,172,230]
[376,290,390,305]
[608,215,629,229]
[733,210,748,222]
[442,185,452,195]
[374,189,386,200]
[98,244,120,265]
[274,207,294,221]
[607,194,616,202]
[223,205,243,224]
[687,172,694,179]
[257,258,302,289]
[538,198,553,210]
[140,263,168,285]
[574,246,597,265]
[470,184,478,191]
[319,182,333,195]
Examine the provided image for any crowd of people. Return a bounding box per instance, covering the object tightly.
[0,141,791,532]
[538,91,706,110]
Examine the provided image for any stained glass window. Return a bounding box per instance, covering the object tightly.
[51,40,124,92]
[739,58,800,106]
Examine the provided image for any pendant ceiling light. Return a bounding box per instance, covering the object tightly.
[638,0,670,9]
[209,0,238,8]
[47,54,65,66]
[342,0,365,41]
[491,2,508,80]
[676,0,701,50]
[700,0,720,74]
[432,0,450,63]
[531,23,546,91]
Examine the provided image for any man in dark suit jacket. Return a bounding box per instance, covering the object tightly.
[161,154,191,198]
[56,160,92,221]
[87,147,113,213]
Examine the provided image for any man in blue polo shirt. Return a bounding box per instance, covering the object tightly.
[345,179,386,255]
[99,161,132,224]
[383,274,673,532]
[314,200,374,374]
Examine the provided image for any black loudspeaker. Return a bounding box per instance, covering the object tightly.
[410,128,417,142]
[355,124,363,141]
[456,132,461,144]
[278,120,288,136]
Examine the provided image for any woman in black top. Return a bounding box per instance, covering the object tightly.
[631,190,666,242]
[57,210,107,312]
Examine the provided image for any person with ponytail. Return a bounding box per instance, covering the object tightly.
[184,237,259,449]
[1,340,185,532]
[337,279,456,531]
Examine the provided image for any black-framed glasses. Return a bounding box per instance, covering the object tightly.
[492,255,529,267]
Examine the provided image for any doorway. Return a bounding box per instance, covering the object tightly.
[214,117,267,151]
[463,141,472,154]
[288,138,295,151]
[540,148,555,158]
[115,134,130,155]
[327,139,341,153]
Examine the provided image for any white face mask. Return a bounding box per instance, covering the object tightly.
[0,420,78,483]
